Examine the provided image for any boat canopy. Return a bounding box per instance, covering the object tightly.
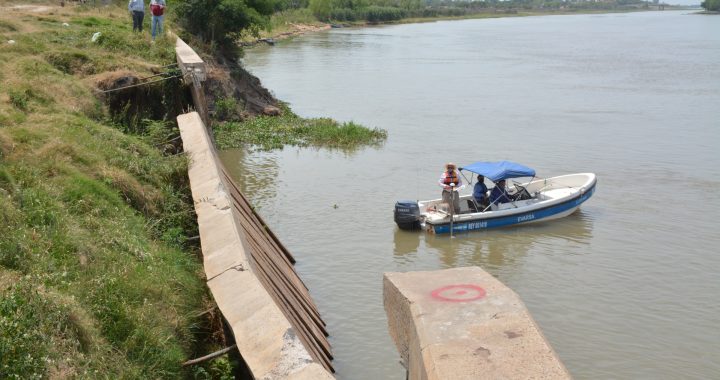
[459,161,536,182]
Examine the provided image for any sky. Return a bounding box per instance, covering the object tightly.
[667,0,702,5]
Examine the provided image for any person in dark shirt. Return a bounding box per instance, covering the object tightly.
[472,175,488,209]
[489,179,513,206]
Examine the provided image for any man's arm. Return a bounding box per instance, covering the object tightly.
[438,172,450,189]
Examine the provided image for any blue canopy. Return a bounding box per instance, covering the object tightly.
[459,161,536,182]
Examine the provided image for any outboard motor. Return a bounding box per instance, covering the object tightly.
[394,200,421,230]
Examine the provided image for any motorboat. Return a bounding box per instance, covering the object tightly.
[394,161,597,234]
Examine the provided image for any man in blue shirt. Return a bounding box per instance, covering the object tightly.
[472,175,488,210]
[489,179,513,206]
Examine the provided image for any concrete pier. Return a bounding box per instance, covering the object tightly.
[384,267,571,380]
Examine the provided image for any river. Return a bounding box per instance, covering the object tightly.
[219,10,720,379]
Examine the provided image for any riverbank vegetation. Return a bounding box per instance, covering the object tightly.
[214,104,387,151]
[271,0,654,31]
[173,0,658,48]
[0,3,232,378]
[273,0,658,25]
[173,0,388,152]
[701,0,719,11]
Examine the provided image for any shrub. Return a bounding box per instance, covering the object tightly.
[309,0,333,20]
[363,5,406,22]
[330,8,358,21]
[214,97,238,121]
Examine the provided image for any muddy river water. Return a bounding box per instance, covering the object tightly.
[219,11,720,379]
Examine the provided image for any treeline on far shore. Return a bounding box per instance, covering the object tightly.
[176,0,660,51]
[306,0,654,23]
[701,0,719,11]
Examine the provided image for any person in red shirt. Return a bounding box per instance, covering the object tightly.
[149,0,166,40]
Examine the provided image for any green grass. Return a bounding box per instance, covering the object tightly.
[214,104,387,151]
[0,3,225,378]
[269,8,319,30]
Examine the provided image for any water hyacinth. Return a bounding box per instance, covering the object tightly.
[214,105,387,151]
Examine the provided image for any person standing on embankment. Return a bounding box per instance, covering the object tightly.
[150,0,166,40]
[128,0,145,32]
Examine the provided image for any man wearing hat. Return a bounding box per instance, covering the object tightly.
[438,162,462,215]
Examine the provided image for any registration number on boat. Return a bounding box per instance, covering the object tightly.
[467,221,487,229]
[518,214,535,222]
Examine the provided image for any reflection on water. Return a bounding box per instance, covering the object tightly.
[217,148,280,211]
[391,229,420,259]
[394,210,594,270]
[226,10,720,380]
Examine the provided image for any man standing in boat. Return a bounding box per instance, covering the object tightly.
[438,162,462,215]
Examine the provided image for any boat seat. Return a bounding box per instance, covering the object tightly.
[467,199,479,213]
[467,199,488,213]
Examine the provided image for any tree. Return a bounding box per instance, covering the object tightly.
[176,0,275,47]
[309,0,334,20]
[701,0,720,10]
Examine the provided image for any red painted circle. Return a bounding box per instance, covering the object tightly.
[430,284,486,302]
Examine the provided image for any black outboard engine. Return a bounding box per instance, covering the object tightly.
[394,200,421,230]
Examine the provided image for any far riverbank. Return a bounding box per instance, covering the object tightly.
[241,7,677,48]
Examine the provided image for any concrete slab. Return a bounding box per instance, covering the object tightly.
[384,267,571,380]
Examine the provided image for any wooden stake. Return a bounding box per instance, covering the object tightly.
[182,344,237,367]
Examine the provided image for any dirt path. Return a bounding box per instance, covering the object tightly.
[1,4,59,12]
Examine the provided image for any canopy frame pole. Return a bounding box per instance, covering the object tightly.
[450,185,455,238]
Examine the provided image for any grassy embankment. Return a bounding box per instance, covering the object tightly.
[0,3,230,378]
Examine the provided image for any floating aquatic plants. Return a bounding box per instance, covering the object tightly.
[214,104,387,151]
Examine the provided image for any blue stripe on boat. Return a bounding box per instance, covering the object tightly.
[432,184,596,234]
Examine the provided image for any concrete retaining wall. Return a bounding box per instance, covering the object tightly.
[178,112,333,379]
